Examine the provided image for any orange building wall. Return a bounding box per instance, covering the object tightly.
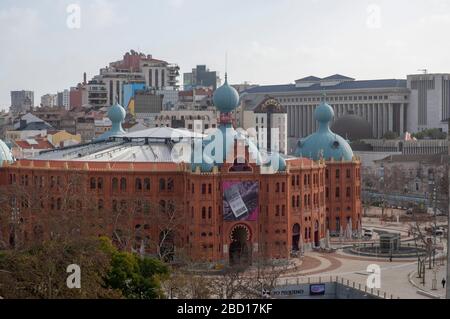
[0,157,361,265]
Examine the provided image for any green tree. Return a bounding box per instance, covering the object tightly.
[100,237,169,299]
[0,238,122,299]
[0,237,170,299]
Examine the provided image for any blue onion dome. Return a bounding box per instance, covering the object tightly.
[190,123,265,171]
[95,102,126,141]
[295,101,354,161]
[0,139,14,163]
[108,102,126,123]
[213,74,240,113]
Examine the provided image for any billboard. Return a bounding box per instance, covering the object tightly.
[309,284,326,296]
[223,181,259,221]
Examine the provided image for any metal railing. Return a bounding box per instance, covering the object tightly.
[275,275,400,299]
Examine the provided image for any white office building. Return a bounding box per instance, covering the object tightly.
[241,73,450,152]
[407,73,450,133]
[242,96,288,155]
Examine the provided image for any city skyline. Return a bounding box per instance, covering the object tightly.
[1,0,450,110]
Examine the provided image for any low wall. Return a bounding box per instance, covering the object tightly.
[271,282,382,299]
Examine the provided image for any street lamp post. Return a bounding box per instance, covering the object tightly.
[446,119,450,299]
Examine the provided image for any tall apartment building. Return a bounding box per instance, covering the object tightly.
[93,51,180,108]
[407,73,450,133]
[183,65,221,90]
[40,94,57,108]
[87,79,108,109]
[10,90,34,114]
[70,84,88,109]
[57,90,70,109]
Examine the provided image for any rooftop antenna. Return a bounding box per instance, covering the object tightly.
[418,69,428,74]
[225,51,228,82]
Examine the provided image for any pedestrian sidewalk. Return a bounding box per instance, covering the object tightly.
[409,262,447,298]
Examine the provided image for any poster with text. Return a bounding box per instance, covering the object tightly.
[223,181,259,221]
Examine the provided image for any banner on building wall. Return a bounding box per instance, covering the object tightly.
[223,180,259,221]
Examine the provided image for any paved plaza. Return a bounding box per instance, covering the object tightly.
[277,216,448,299]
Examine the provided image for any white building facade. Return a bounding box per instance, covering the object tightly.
[40,94,57,108]
[241,74,450,154]
[407,73,450,133]
[242,75,410,152]
[243,96,288,155]
[153,109,219,133]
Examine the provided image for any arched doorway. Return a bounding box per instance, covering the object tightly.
[292,223,301,252]
[314,221,320,247]
[229,225,251,266]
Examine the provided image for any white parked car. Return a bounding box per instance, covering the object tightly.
[363,228,373,238]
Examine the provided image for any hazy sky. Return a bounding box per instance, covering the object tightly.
[1,0,450,110]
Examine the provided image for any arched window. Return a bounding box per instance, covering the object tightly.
[292,196,296,208]
[296,196,300,207]
[336,217,341,232]
[112,178,119,192]
[112,200,118,212]
[144,178,150,191]
[56,198,62,210]
[208,207,212,219]
[167,178,174,192]
[335,187,340,198]
[90,177,96,189]
[97,177,103,190]
[120,178,127,192]
[135,178,142,191]
[159,178,166,191]
[202,207,206,219]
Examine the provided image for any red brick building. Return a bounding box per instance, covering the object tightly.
[0,76,361,266]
